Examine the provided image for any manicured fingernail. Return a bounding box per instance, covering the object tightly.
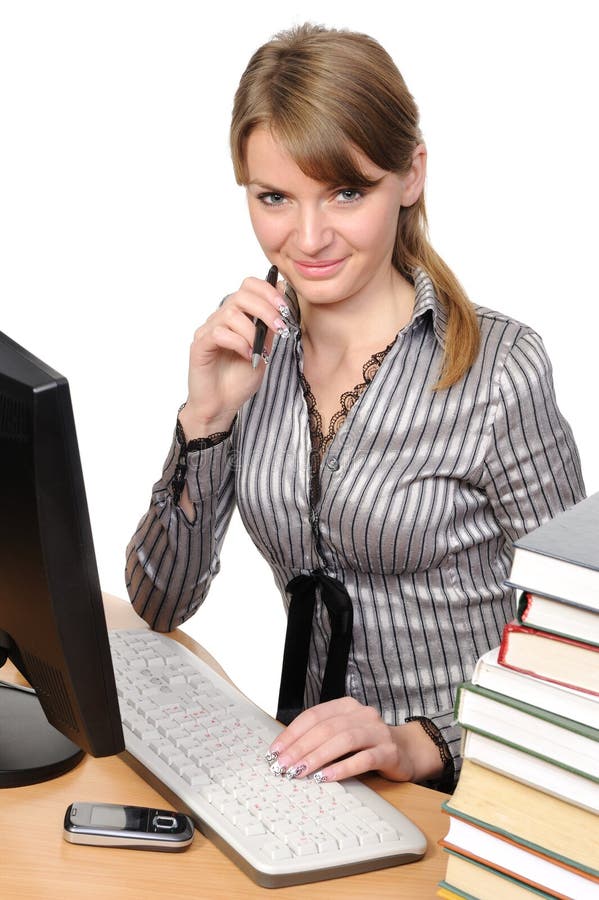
[274,319,290,339]
[278,304,291,318]
[312,770,327,784]
[270,761,287,776]
[286,764,307,781]
[264,749,279,763]
[262,349,270,364]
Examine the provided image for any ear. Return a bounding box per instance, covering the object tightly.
[399,144,427,206]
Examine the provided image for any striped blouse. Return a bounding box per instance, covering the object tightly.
[126,268,585,773]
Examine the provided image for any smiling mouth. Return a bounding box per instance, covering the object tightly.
[292,258,347,277]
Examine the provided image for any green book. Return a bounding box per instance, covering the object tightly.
[442,849,576,900]
[455,681,599,782]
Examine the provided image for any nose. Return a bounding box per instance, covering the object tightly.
[294,203,334,255]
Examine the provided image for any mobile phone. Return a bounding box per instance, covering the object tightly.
[64,802,194,851]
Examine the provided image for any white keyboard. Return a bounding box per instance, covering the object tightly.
[108,628,427,887]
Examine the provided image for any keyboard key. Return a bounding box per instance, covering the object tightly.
[338,793,362,810]
[180,767,211,787]
[352,805,380,822]
[338,815,380,846]
[261,840,293,861]
[287,834,318,857]
[220,800,246,821]
[242,820,267,837]
[320,821,359,850]
[375,822,400,842]
[308,829,338,854]
[132,723,160,741]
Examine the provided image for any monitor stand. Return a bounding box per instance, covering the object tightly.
[0,682,85,787]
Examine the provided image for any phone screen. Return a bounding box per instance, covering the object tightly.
[88,805,147,831]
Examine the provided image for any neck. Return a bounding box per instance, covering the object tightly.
[297,268,415,359]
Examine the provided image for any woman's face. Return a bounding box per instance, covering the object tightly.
[245,127,421,310]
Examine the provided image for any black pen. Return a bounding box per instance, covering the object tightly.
[251,265,278,369]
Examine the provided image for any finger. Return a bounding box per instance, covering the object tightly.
[195,306,281,366]
[269,708,385,778]
[272,699,359,753]
[209,324,256,363]
[238,276,286,313]
[220,305,265,348]
[311,746,396,784]
[190,318,252,365]
[222,294,285,336]
[225,300,291,352]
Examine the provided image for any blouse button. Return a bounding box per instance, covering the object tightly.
[326,457,340,471]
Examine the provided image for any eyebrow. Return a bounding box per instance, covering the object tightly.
[246,181,287,191]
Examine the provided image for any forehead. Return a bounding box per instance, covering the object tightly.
[244,126,388,188]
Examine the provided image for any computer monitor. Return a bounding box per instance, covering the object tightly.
[0,331,124,787]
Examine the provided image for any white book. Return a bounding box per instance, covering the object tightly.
[518,592,599,646]
[472,646,599,727]
[461,730,599,814]
[443,816,599,900]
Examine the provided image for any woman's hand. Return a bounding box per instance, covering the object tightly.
[179,275,289,439]
[265,698,445,784]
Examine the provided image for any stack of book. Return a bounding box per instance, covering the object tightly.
[438,492,599,900]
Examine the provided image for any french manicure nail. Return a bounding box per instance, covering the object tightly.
[270,761,287,776]
[264,749,279,763]
[313,770,327,784]
[286,764,307,780]
[279,304,291,318]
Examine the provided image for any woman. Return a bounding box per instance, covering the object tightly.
[126,23,584,791]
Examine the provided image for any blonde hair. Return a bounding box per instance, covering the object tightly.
[230,23,479,388]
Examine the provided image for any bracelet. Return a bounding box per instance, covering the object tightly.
[405,715,455,793]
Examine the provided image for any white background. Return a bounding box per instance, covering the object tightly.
[2,1,597,717]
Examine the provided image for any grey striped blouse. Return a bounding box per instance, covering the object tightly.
[126,268,585,771]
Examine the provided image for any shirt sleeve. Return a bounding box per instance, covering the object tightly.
[125,428,237,632]
[432,329,585,783]
[481,327,585,541]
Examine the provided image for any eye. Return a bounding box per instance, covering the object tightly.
[336,188,363,204]
[257,192,287,207]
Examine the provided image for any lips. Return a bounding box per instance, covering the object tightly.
[292,258,347,278]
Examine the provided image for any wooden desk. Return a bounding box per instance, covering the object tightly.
[0,596,449,899]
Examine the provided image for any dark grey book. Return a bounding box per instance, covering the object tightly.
[506,493,599,610]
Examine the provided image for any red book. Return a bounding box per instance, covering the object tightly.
[498,621,599,697]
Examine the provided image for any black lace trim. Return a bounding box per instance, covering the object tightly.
[299,338,396,507]
[405,715,455,793]
[172,416,231,505]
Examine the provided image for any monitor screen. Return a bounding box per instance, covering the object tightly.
[0,331,124,787]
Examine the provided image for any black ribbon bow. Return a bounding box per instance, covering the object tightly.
[276,570,354,726]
